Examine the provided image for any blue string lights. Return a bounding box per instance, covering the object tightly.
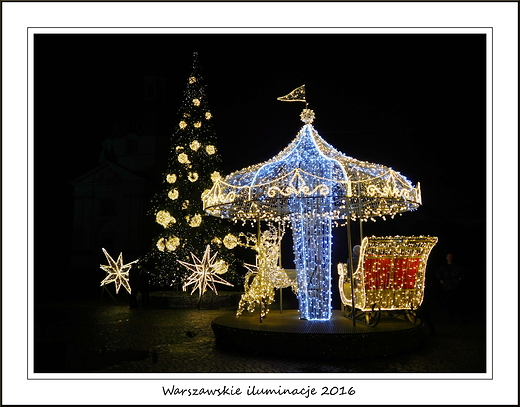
[203,89,422,321]
[284,125,339,320]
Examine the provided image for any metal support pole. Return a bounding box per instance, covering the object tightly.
[346,195,356,327]
[101,285,118,303]
[278,222,283,314]
[358,182,364,243]
[257,215,263,323]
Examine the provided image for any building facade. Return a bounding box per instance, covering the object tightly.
[69,76,171,295]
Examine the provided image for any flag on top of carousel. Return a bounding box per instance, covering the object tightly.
[277,85,306,103]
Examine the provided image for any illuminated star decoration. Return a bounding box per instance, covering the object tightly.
[100,248,137,294]
[179,245,233,298]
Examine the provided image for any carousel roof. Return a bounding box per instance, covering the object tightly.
[203,108,421,222]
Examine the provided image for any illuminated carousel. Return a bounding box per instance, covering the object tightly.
[205,86,437,359]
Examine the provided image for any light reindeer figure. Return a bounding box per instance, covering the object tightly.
[236,224,296,321]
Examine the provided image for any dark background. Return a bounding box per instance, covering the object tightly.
[33,34,487,303]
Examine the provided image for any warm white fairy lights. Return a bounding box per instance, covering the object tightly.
[150,52,239,287]
[213,259,229,274]
[236,224,296,319]
[203,107,422,321]
[237,260,275,319]
[168,189,179,200]
[223,233,239,249]
[190,140,201,151]
[300,108,315,124]
[203,112,421,223]
[166,173,177,184]
[179,245,233,298]
[156,236,181,252]
[210,171,221,182]
[178,153,190,164]
[188,213,202,227]
[166,236,181,251]
[156,210,176,228]
[100,248,137,294]
[338,236,438,312]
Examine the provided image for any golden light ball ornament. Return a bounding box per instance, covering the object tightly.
[166,173,177,184]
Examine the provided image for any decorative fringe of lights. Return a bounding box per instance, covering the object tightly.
[203,123,421,223]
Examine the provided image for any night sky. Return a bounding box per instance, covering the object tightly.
[34,33,487,296]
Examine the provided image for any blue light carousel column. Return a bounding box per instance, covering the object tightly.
[291,202,333,320]
[286,118,337,320]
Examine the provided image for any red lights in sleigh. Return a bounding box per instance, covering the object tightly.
[338,236,438,327]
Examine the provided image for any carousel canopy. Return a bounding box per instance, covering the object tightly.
[203,108,421,223]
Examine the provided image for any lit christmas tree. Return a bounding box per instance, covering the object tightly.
[148,52,240,288]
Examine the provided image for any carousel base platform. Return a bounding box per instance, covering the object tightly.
[212,310,425,360]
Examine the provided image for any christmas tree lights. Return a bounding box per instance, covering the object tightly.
[223,233,239,249]
[156,210,176,228]
[177,153,190,164]
[99,248,137,294]
[190,140,201,151]
[148,52,240,287]
[168,189,179,200]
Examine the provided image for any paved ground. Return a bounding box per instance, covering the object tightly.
[34,293,487,374]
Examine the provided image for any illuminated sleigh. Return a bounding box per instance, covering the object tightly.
[338,236,438,327]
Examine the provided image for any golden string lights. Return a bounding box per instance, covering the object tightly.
[202,97,422,320]
[156,236,181,252]
[168,189,179,200]
[156,210,176,228]
[147,51,239,287]
[179,245,233,298]
[338,236,438,312]
[99,248,137,294]
[190,140,201,151]
[236,224,296,319]
[203,109,421,223]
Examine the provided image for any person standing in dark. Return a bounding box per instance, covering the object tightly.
[436,253,465,322]
[346,245,361,280]
[129,264,141,309]
[139,266,150,309]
